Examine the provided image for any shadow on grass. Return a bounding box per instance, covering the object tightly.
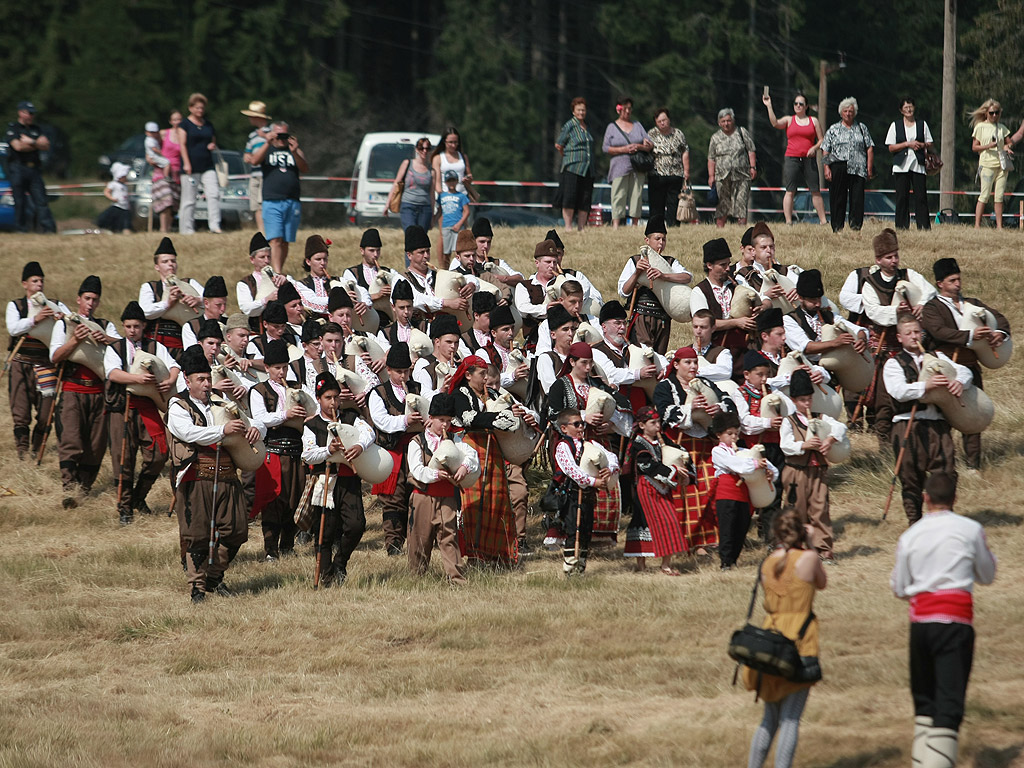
[973,743,1023,768]
[833,514,885,536]
[966,509,1022,528]
[230,571,288,594]
[839,545,883,560]
[818,745,901,768]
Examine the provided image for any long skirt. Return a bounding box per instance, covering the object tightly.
[458,431,518,565]
[672,434,719,550]
[636,476,685,557]
[624,490,656,558]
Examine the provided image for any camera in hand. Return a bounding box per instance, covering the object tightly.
[276,133,290,141]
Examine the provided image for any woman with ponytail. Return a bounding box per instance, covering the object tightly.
[744,508,827,768]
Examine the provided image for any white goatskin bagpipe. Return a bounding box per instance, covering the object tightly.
[326,421,394,484]
[408,328,433,362]
[127,349,172,411]
[336,367,371,410]
[282,387,318,431]
[729,284,761,318]
[26,292,62,346]
[658,443,690,488]
[336,277,381,335]
[573,322,603,345]
[404,393,429,434]
[627,344,666,399]
[580,440,618,483]
[217,344,269,385]
[584,387,616,422]
[428,439,482,488]
[806,417,851,464]
[161,276,203,327]
[503,346,529,401]
[778,351,843,419]
[736,444,776,508]
[254,265,281,304]
[818,323,874,393]
[434,271,476,329]
[345,334,387,365]
[956,303,1012,369]
[484,389,543,465]
[635,245,692,322]
[917,354,994,434]
[761,268,798,313]
[61,313,108,378]
[370,270,395,321]
[686,377,725,429]
[209,395,267,471]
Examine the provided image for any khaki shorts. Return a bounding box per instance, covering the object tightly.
[978,165,1007,204]
[248,175,263,212]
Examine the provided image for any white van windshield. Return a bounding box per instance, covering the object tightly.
[367,143,416,180]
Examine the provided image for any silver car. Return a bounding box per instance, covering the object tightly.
[130,150,254,229]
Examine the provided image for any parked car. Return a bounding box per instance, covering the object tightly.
[0,162,15,231]
[98,133,147,179]
[130,150,253,229]
[792,190,897,223]
[347,132,441,225]
[474,205,560,229]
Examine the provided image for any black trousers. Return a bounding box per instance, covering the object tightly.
[910,622,974,730]
[827,161,865,231]
[757,442,785,541]
[562,488,596,565]
[648,174,684,226]
[8,162,56,233]
[894,172,930,230]
[717,498,751,567]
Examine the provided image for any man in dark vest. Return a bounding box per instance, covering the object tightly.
[342,228,396,328]
[783,269,867,365]
[182,275,228,349]
[398,225,467,329]
[139,237,204,359]
[236,232,287,333]
[514,239,560,349]
[690,237,756,361]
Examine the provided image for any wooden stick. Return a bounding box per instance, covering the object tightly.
[883,404,918,520]
[117,394,132,513]
[208,443,223,566]
[0,336,25,385]
[572,486,584,565]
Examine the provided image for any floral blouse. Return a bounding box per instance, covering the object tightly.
[821,121,874,178]
[648,127,688,178]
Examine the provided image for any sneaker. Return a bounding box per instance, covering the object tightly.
[119,513,134,526]
[265,554,277,563]
[190,587,206,603]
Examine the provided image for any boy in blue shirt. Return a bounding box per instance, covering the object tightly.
[438,171,470,267]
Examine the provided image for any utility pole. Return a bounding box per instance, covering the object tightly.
[747,0,756,137]
[818,60,828,190]
[940,0,957,213]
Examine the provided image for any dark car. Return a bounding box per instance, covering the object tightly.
[0,163,15,231]
[98,133,147,179]
[475,205,560,229]
[792,190,897,223]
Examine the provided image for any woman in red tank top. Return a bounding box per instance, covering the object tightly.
[763,91,827,225]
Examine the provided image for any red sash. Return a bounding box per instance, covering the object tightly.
[371,449,403,495]
[252,453,282,519]
[130,397,168,453]
[713,472,750,503]
[414,480,457,498]
[63,363,103,394]
[910,589,973,625]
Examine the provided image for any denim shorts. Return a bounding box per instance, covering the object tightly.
[262,198,301,241]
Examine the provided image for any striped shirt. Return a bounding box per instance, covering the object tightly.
[557,118,594,176]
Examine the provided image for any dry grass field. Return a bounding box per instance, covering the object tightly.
[1,222,1022,768]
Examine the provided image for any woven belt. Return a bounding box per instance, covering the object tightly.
[266,437,301,456]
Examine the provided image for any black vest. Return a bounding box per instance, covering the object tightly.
[372,379,421,450]
[104,337,158,413]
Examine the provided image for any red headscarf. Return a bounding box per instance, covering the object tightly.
[557,341,594,378]
[447,355,488,394]
[662,346,697,379]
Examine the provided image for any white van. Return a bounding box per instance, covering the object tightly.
[347,132,441,225]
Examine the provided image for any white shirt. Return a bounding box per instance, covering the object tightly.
[166,395,224,485]
[300,413,375,465]
[616,256,690,302]
[882,350,972,421]
[839,269,865,315]
[397,270,444,313]
[6,296,71,337]
[236,272,269,318]
[890,510,996,599]
[711,443,779,481]
[536,350,566,394]
[885,120,934,175]
[735,261,804,303]
[535,313,598,355]
[249,379,291,429]
[730,387,775,436]
[514,275,553,321]
[139,278,204,320]
[408,430,479,485]
[783,302,866,359]
[861,268,936,327]
[779,411,847,457]
[695,343,733,382]
[181,313,223,350]
[103,337,176,378]
[367,380,412,436]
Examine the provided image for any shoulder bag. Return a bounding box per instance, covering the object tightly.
[677,184,697,223]
[389,160,408,214]
[727,553,821,685]
[615,123,655,174]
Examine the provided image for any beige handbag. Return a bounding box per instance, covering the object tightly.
[676,184,697,223]
[213,150,229,189]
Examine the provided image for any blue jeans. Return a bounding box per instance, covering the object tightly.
[9,162,56,233]
[400,202,432,231]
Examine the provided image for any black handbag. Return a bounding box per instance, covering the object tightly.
[728,555,820,684]
[538,480,565,514]
[614,122,655,174]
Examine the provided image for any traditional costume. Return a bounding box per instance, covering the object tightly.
[139,237,203,358]
[625,407,688,560]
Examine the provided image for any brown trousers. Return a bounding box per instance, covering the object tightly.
[506,462,529,540]
[961,363,983,470]
[629,313,671,356]
[57,390,109,492]
[176,474,247,592]
[261,453,305,557]
[380,459,412,553]
[108,408,169,515]
[8,360,54,455]
[408,491,465,582]
[781,464,833,557]
[892,418,957,525]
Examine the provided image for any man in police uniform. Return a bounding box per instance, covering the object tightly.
[4,101,56,233]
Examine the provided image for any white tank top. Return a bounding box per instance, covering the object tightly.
[438,151,467,193]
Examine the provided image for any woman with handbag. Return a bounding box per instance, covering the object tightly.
[969,99,1011,229]
[646,108,690,227]
[386,137,434,231]
[602,97,653,229]
[886,98,934,231]
[744,509,827,768]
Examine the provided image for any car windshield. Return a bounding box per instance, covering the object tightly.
[222,152,247,175]
[367,144,415,180]
[119,135,146,153]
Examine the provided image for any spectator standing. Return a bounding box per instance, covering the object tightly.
[97,162,132,233]
[431,127,472,196]
[387,137,435,232]
[249,121,308,274]
[821,97,875,232]
[744,509,826,768]
[969,99,1010,230]
[554,96,595,233]
[437,171,470,267]
[176,93,222,235]
[151,110,182,233]
[646,108,690,226]
[886,98,934,231]
[3,100,56,233]
[890,472,996,768]
[708,108,757,228]
[241,100,272,232]
[762,92,826,225]
[602,97,652,229]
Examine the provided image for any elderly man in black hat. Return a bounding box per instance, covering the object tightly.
[105,301,180,524]
[49,275,119,507]
[367,342,424,555]
[6,261,70,458]
[921,257,1011,470]
[4,100,56,233]
[617,214,692,355]
[783,269,867,364]
[591,299,660,405]
[168,346,263,601]
[182,275,229,349]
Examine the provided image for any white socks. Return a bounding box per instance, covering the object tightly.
[919,724,958,768]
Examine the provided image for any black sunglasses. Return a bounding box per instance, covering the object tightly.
[989,110,1001,115]
[566,420,584,428]
[794,101,806,106]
